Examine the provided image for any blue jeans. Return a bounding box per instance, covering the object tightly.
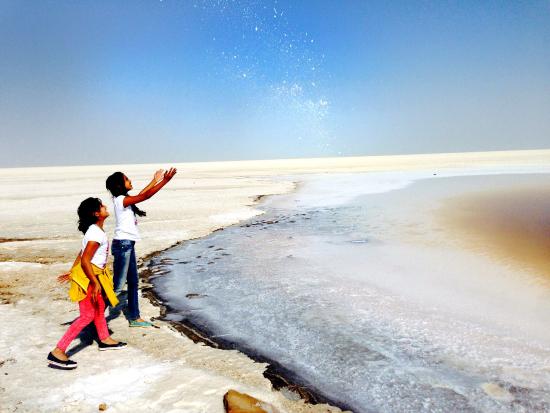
[111,239,140,320]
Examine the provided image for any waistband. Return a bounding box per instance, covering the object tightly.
[112,239,136,245]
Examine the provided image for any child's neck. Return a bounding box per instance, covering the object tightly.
[95,219,105,230]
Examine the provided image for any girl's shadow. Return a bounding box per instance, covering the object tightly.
[58,321,114,357]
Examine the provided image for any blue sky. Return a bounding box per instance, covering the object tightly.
[1,0,549,167]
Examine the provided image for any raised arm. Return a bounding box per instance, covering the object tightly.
[81,241,101,303]
[123,167,177,208]
[138,169,165,195]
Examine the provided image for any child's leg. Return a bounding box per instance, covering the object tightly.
[111,240,132,295]
[126,245,141,320]
[93,294,110,341]
[56,294,95,352]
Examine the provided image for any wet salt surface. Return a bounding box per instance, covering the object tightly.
[150,173,550,413]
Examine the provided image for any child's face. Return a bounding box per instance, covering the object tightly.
[96,204,109,220]
[123,175,133,191]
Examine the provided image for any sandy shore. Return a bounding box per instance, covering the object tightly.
[1,150,550,412]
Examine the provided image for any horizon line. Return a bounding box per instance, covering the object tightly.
[2,147,550,171]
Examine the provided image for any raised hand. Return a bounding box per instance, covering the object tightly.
[153,169,165,183]
[164,167,177,181]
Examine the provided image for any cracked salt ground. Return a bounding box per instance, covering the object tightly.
[151,173,550,413]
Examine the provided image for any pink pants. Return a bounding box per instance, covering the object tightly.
[57,291,109,352]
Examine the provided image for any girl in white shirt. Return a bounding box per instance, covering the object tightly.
[106,168,177,327]
[47,198,126,370]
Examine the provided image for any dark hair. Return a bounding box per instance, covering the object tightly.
[105,172,146,217]
[77,197,102,234]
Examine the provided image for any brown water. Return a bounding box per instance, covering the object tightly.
[440,181,550,283]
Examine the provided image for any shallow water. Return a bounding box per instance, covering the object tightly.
[439,184,550,283]
[150,173,550,413]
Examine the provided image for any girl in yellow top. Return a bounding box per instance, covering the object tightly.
[47,198,126,370]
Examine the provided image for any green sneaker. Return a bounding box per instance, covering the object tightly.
[129,320,153,328]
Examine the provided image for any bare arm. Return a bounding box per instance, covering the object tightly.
[81,241,101,303]
[71,252,81,269]
[138,169,164,195]
[123,167,177,208]
[57,252,82,283]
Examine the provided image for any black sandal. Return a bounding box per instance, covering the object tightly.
[98,341,127,351]
[47,352,77,370]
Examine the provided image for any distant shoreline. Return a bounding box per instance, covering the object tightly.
[1,148,550,172]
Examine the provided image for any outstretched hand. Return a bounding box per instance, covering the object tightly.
[57,272,71,283]
[153,169,165,183]
[164,167,177,182]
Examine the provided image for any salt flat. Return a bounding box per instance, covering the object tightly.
[1,149,549,412]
